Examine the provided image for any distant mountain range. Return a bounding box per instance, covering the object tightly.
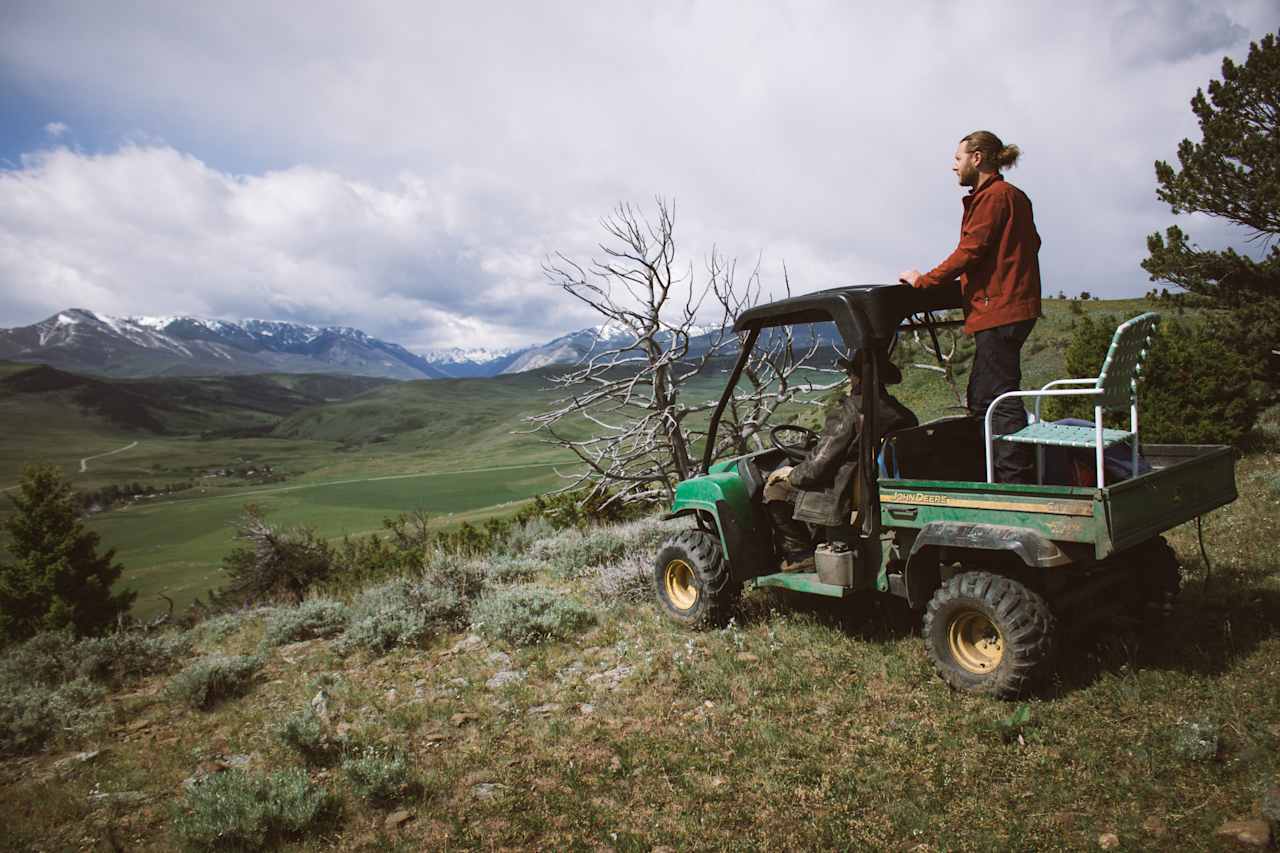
[0,309,687,381]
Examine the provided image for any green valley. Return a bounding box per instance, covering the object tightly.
[1,297,1194,617]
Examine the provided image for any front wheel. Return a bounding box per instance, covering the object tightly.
[923,571,1055,698]
[653,529,735,628]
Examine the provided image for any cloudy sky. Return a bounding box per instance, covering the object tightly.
[0,1,1273,352]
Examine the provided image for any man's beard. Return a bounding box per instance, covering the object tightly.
[958,166,978,187]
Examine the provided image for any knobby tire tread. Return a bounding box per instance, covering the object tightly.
[924,571,1056,699]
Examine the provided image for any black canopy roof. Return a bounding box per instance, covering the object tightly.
[733,282,963,350]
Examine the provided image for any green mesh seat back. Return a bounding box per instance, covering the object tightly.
[1096,312,1160,409]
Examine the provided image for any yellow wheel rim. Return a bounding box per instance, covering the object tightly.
[664,559,698,611]
[948,611,1004,674]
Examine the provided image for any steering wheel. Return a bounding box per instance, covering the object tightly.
[770,424,819,462]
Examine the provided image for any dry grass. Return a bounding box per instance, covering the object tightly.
[0,454,1277,850]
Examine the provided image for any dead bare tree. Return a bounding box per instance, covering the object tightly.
[528,199,844,507]
[901,319,969,410]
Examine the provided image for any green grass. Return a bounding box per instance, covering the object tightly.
[92,462,569,617]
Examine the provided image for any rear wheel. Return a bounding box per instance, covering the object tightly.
[1133,536,1181,627]
[654,529,735,628]
[924,571,1055,698]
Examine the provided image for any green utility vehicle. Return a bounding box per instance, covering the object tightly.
[653,283,1237,697]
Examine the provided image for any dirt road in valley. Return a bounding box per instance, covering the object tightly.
[79,440,140,473]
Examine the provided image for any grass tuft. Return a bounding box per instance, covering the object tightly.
[340,745,421,807]
[275,706,339,765]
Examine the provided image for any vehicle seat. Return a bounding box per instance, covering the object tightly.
[880,416,986,482]
[737,457,765,502]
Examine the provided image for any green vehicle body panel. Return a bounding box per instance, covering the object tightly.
[668,442,1236,601]
[753,572,852,598]
[668,468,756,558]
[878,443,1235,562]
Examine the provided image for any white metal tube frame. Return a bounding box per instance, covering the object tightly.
[983,386,1109,486]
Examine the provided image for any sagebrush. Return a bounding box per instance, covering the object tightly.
[471,585,596,646]
[171,768,338,850]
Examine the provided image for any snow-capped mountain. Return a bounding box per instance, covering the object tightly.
[0,310,748,381]
[0,309,451,380]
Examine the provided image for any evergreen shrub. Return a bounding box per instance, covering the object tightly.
[1044,314,1264,446]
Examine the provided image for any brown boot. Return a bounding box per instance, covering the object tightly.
[767,500,812,562]
[780,552,815,573]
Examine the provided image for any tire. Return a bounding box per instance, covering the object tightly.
[1133,536,1181,627]
[653,529,735,628]
[923,571,1056,699]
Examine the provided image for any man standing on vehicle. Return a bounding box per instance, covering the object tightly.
[899,130,1042,484]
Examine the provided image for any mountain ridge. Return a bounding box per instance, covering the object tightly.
[0,309,738,381]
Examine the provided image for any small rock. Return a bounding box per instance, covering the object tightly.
[1173,719,1219,761]
[486,669,526,690]
[528,703,561,717]
[735,652,759,663]
[579,703,595,716]
[222,754,252,769]
[88,791,149,806]
[54,750,101,772]
[585,665,634,691]
[1097,832,1120,849]
[278,639,317,657]
[311,690,330,721]
[556,661,587,681]
[608,755,622,773]
[704,700,715,709]
[385,809,414,830]
[486,651,512,666]
[472,782,502,800]
[384,688,398,704]
[450,712,479,727]
[334,722,352,739]
[1141,815,1168,837]
[450,635,485,654]
[1215,819,1271,847]
[449,677,469,688]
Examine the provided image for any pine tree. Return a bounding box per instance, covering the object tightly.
[1143,31,1279,382]
[0,464,135,642]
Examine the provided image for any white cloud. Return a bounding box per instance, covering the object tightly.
[0,145,588,350]
[42,121,68,138]
[0,1,1273,347]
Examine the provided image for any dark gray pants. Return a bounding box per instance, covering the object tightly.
[968,319,1036,484]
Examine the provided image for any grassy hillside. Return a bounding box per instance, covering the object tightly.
[0,449,1275,850]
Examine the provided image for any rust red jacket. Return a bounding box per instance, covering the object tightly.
[915,174,1042,333]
